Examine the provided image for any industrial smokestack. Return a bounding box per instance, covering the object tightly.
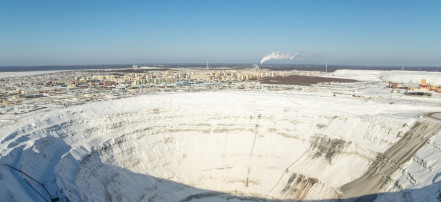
[260,49,306,65]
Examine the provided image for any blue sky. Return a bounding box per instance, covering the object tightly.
[0,0,440,66]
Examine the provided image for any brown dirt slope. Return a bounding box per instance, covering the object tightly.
[260,75,357,86]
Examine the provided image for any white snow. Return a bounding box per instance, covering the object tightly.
[1,69,441,201]
[0,70,65,78]
[332,69,441,85]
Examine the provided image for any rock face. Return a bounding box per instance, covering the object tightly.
[341,121,441,199]
[1,92,441,202]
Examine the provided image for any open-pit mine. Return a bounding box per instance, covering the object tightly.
[1,70,441,202]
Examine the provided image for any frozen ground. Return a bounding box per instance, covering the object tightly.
[1,70,441,201]
[0,70,67,78]
[331,69,441,85]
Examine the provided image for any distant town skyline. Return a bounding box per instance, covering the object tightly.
[0,0,440,66]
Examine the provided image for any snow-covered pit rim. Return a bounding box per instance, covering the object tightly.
[1,91,441,202]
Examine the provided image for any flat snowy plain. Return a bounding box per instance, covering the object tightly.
[0,71,65,79]
[1,69,441,201]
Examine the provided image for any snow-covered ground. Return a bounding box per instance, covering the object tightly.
[1,69,441,201]
[0,70,66,78]
[331,69,441,85]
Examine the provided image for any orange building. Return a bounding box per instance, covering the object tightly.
[420,79,427,87]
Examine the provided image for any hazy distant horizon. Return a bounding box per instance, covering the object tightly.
[1,63,439,73]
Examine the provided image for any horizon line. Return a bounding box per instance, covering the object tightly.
[1,63,440,68]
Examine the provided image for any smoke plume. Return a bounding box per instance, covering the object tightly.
[260,49,306,65]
